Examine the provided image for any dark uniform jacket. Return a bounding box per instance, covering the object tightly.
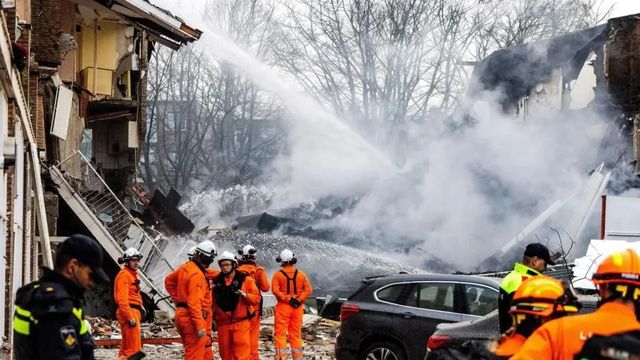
[13,268,95,359]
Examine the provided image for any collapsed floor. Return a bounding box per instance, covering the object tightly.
[91,313,339,359]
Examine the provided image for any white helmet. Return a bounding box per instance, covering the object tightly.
[238,244,257,258]
[218,251,238,265]
[195,240,217,259]
[119,248,143,263]
[276,249,296,264]
[187,246,197,259]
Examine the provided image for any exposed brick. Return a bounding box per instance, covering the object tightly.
[35,95,45,150]
[7,102,15,137]
[31,0,62,66]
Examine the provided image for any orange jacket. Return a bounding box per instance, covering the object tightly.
[271,265,312,303]
[512,301,640,360]
[212,271,260,324]
[164,262,188,303]
[172,261,210,331]
[238,263,270,292]
[114,267,143,321]
[494,333,525,357]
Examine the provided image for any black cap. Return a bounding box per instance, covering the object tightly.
[57,234,110,282]
[524,243,555,266]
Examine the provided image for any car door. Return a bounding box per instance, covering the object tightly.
[392,281,462,359]
[460,282,500,321]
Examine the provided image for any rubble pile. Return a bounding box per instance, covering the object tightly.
[92,314,340,359]
[86,316,179,339]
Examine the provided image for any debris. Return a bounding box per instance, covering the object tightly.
[91,313,340,359]
[154,310,171,325]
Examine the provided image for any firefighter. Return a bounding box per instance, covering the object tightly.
[271,249,313,359]
[204,262,220,360]
[237,244,270,360]
[170,240,216,360]
[114,248,145,359]
[164,245,197,303]
[498,242,554,332]
[493,275,580,357]
[13,234,109,359]
[212,251,260,360]
[512,249,640,360]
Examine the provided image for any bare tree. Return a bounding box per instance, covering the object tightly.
[142,0,611,192]
[275,0,609,153]
[140,0,284,194]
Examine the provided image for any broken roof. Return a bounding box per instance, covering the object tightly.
[72,0,202,49]
[471,24,608,106]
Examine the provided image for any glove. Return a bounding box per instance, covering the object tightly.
[129,319,137,327]
[289,298,302,308]
[235,290,247,298]
[197,329,206,338]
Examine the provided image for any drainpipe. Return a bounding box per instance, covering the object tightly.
[600,194,606,240]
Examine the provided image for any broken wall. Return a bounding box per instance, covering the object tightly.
[605,18,640,174]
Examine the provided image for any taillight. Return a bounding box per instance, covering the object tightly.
[340,303,360,321]
[427,334,451,350]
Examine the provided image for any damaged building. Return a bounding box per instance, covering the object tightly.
[470,14,640,271]
[0,0,200,352]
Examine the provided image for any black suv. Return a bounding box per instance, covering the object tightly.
[335,273,500,360]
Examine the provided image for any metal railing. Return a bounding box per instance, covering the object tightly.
[56,150,174,272]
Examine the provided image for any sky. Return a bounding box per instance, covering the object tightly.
[605,0,640,18]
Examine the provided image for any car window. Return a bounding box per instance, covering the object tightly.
[404,283,454,312]
[376,284,406,304]
[463,284,499,316]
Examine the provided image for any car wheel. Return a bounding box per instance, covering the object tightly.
[360,341,406,360]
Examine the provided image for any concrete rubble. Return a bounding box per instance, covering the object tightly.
[92,314,339,359]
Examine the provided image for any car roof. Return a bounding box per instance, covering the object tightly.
[369,273,501,288]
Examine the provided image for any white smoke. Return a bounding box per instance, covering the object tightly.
[152,0,610,269]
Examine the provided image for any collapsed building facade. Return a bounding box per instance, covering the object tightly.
[0,0,200,351]
[470,14,640,270]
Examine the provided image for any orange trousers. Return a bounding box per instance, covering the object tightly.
[249,314,260,360]
[274,303,304,359]
[204,319,214,360]
[217,319,251,360]
[175,309,208,360]
[116,307,142,358]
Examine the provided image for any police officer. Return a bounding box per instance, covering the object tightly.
[13,234,110,359]
[499,242,554,332]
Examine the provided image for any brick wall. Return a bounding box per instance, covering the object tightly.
[28,75,47,150]
[31,0,62,66]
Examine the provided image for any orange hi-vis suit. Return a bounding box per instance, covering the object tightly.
[238,263,270,360]
[166,261,210,360]
[494,333,526,357]
[164,265,181,303]
[204,268,220,360]
[271,265,313,359]
[511,301,640,360]
[212,271,260,360]
[114,266,144,359]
